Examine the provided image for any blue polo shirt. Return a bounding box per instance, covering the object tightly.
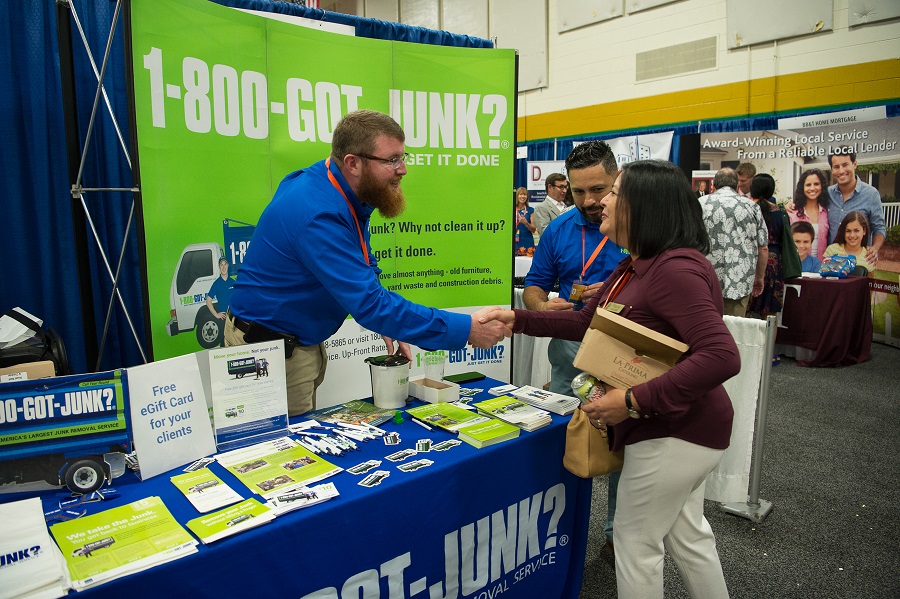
[827,177,885,244]
[230,159,470,349]
[525,208,628,307]
[206,275,235,310]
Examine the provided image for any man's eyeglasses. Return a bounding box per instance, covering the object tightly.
[357,152,410,170]
[553,184,569,190]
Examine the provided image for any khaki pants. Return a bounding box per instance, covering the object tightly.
[224,315,327,417]
[722,295,750,317]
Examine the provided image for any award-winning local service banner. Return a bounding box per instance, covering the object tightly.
[699,116,900,347]
[129,0,516,404]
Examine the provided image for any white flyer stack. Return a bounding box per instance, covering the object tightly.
[0,497,70,599]
[509,385,579,416]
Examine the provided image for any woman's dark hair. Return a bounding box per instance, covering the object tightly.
[793,169,829,218]
[833,211,870,247]
[750,174,776,214]
[618,160,710,258]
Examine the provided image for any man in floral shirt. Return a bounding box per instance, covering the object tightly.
[699,167,769,316]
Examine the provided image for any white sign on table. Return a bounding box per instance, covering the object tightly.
[127,353,217,480]
[207,340,289,449]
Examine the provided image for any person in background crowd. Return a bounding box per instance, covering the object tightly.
[534,173,569,235]
[695,179,708,197]
[736,162,757,197]
[825,211,874,272]
[482,160,738,598]
[787,169,830,263]
[792,222,821,272]
[514,186,536,255]
[826,151,885,268]
[747,174,800,365]
[226,110,510,416]
[699,167,769,316]
[564,183,575,207]
[523,140,627,554]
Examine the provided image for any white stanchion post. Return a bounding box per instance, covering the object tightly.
[720,315,776,523]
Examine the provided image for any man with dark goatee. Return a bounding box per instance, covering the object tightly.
[227,110,510,416]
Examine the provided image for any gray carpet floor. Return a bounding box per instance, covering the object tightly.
[578,341,900,598]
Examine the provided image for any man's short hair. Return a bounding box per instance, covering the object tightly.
[750,173,775,200]
[564,141,618,175]
[713,167,738,190]
[736,163,757,178]
[545,173,567,191]
[828,149,857,166]
[331,110,405,163]
[791,221,815,240]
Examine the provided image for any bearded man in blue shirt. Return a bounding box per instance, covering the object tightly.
[227,110,510,416]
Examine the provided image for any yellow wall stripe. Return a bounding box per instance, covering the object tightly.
[517,59,900,142]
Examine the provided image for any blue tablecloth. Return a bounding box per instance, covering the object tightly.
[29,380,593,598]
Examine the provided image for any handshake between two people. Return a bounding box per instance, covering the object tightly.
[467,307,516,348]
[381,307,517,360]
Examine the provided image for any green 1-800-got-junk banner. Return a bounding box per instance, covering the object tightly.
[130,0,516,405]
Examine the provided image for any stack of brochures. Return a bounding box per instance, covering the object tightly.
[406,402,491,432]
[473,395,552,431]
[457,419,521,448]
[509,385,579,416]
[186,498,274,544]
[0,497,70,598]
[305,399,395,426]
[49,496,198,591]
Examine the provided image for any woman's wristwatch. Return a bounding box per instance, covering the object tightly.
[624,388,640,419]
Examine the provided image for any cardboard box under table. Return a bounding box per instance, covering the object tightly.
[573,308,688,389]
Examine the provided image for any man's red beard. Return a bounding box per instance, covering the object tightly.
[358,166,406,218]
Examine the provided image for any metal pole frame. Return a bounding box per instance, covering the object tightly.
[55,0,148,371]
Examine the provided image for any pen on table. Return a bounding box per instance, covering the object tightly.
[297,439,320,454]
[410,418,433,431]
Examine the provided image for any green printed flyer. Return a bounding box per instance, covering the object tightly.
[457,419,520,449]
[171,468,243,513]
[406,403,490,432]
[186,498,274,544]
[218,440,342,497]
[49,496,197,589]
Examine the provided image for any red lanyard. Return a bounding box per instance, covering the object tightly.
[602,267,634,309]
[581,227,609,280]
[325,157,369,265]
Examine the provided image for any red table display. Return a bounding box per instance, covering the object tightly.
[776,276,872,367]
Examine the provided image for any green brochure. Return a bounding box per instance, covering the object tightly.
[406,403,490,432]
[186,498,274,544]
[216,437,342,498]
[473,395,551,432]
[457,419,520,448]
[171,468,244,513]
[49,496,197,590]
